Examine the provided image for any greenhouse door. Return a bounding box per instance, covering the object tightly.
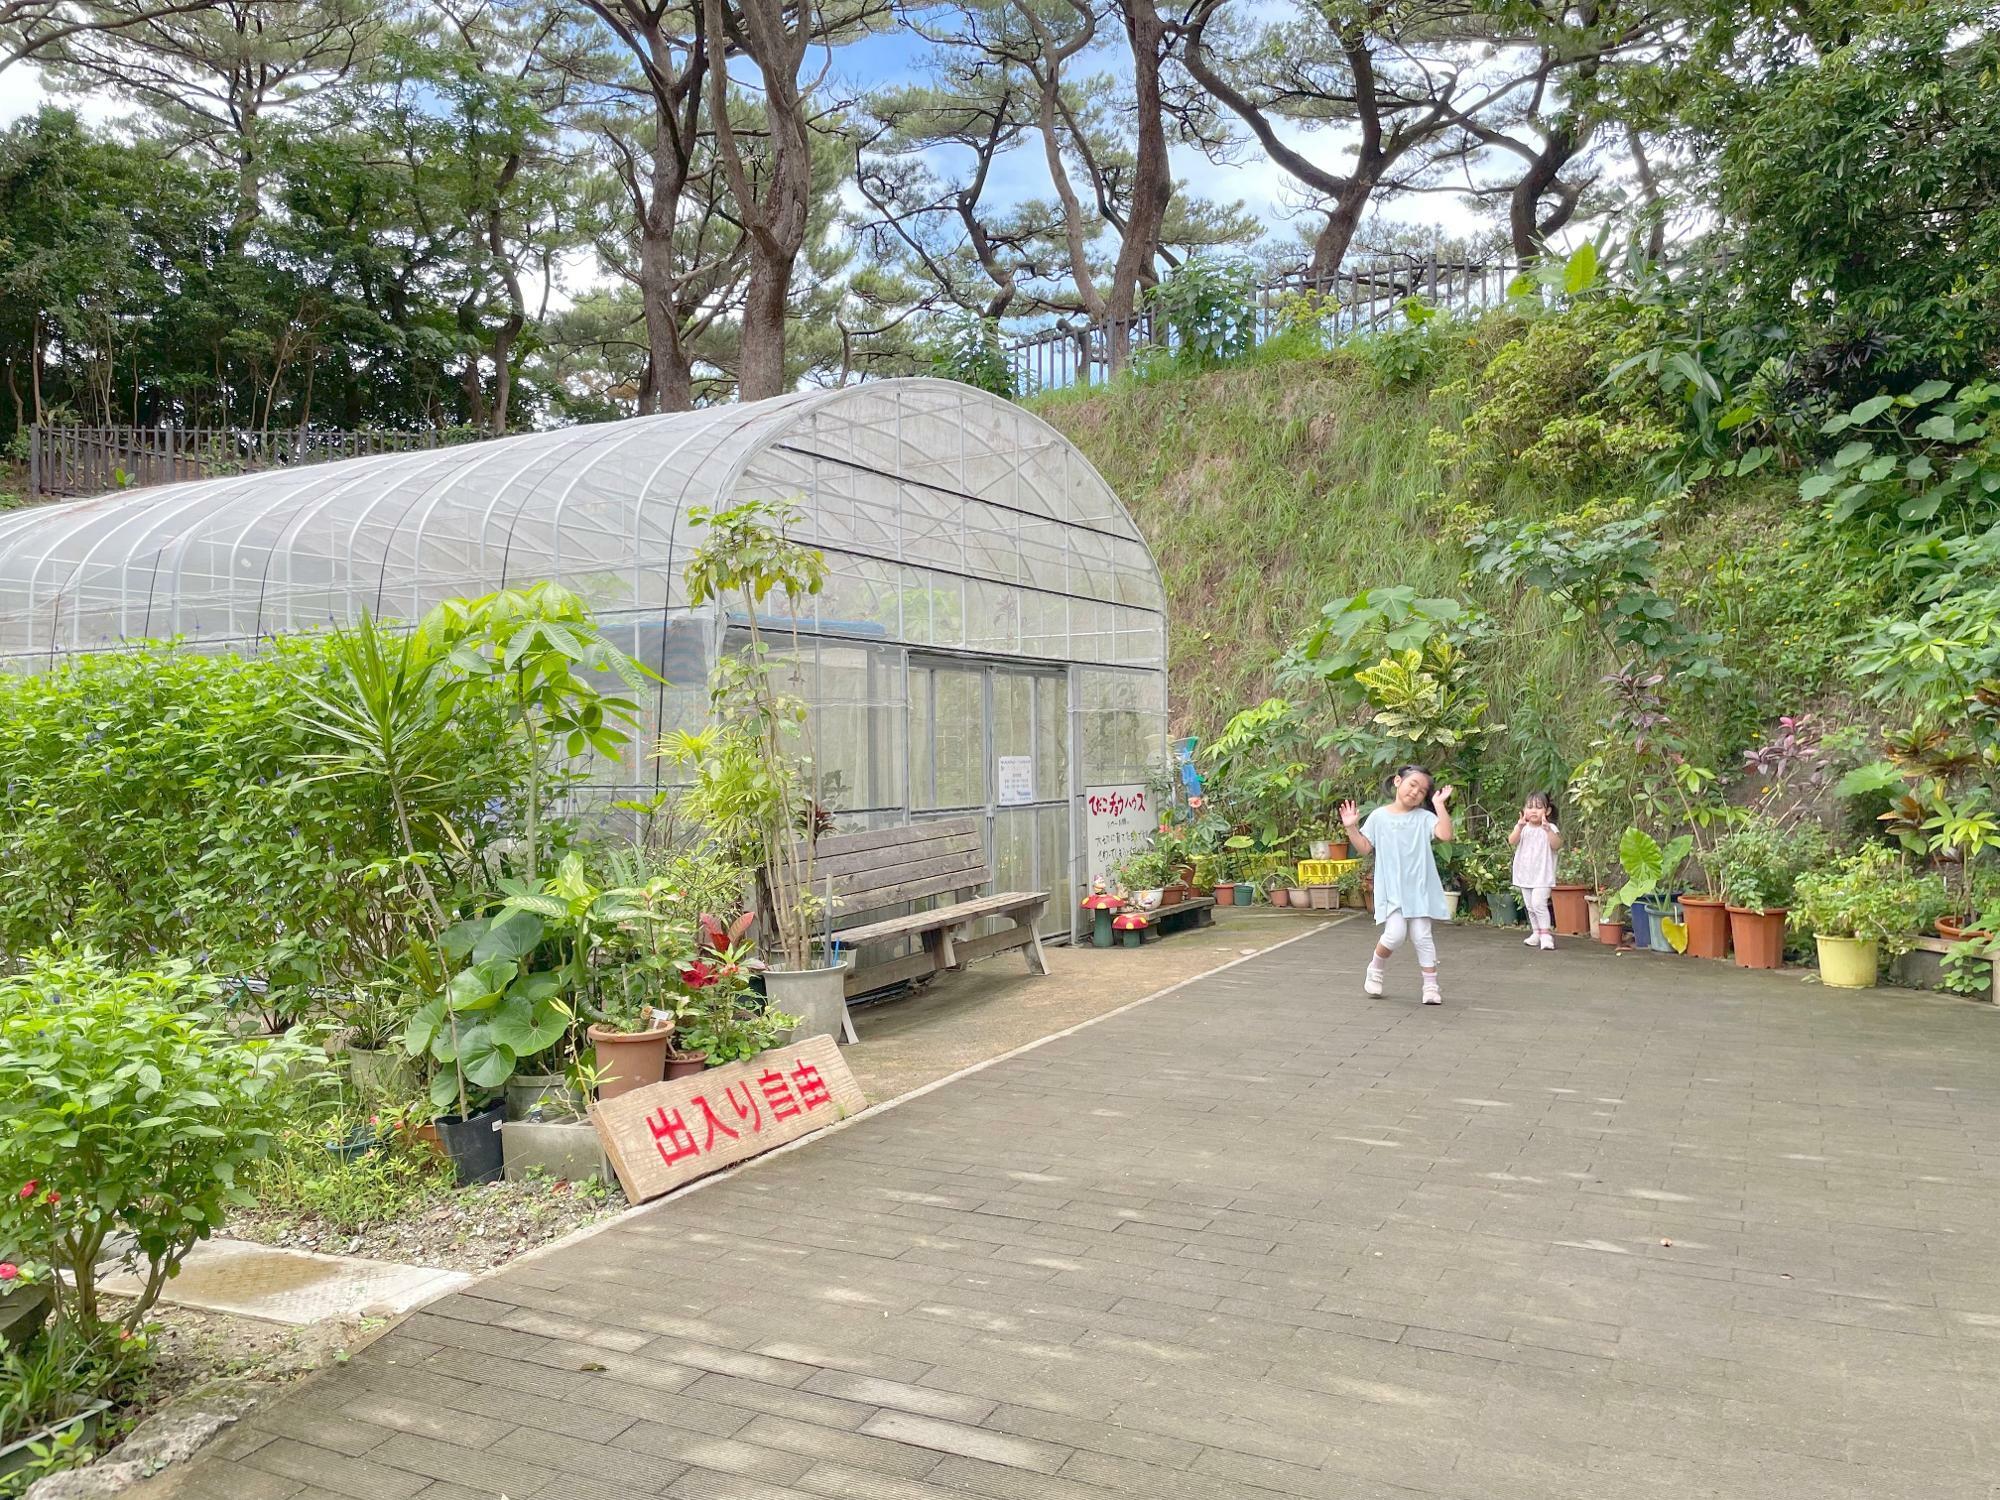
[908,659,1071,937]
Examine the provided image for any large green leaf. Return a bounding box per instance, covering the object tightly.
[474,909,544,963]
[457,1025,514,1088]
[447,957,517,1013]
[489,995,566,1056]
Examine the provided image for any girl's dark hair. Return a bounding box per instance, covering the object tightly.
[1388,764,1433,796]
[1525,791,1555,812]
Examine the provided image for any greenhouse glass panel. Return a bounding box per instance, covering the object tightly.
[0,379,1167,941]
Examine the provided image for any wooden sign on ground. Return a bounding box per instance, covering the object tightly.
[588,1034,867,1204]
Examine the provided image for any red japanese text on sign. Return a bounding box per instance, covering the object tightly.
[592,1036,867,1205]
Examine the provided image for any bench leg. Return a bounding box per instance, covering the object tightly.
[923,926,958,973]
[1024,923,1050,976]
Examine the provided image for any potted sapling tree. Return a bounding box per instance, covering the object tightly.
[670,498,847,1041]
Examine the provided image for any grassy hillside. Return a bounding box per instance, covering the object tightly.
[1035,317,1846,795]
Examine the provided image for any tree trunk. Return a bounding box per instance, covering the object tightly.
[737,255,794,401]
[1103,0,1172,372]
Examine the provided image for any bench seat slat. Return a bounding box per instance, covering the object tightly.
[837,890,1047,947]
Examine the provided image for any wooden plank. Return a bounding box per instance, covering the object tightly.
[836,890,1048,946]
[845,949,941,998]
[822,842,987,893]
[838,859,989,909]
[811,817,979,862]
[952,912,1048,966]
[590,1034,866,1205]
[814,831,985,882]
[836,872,985,918]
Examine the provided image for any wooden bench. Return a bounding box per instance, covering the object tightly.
[1121,895,1217,943]
[812,816,1050,1015]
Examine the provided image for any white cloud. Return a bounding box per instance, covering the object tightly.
[0,61,121,128]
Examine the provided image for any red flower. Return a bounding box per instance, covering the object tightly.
[680,959,718,990]
[0,1263,17,1281]
[43,1191,58,1208]
[18,1180,37,1200]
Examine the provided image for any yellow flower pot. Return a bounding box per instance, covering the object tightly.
[1815,934,1879,988]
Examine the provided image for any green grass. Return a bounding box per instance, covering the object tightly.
[1034,339,1818,793]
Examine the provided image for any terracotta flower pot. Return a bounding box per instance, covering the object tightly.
[1270,887,1290,907]
[1595,918,1625,946]
[588,1021,674,1099]
[665,1055,707,1080]
[1214,883,1236,906]
[1936,916,1993,942]
[1726,906,1787,970]
[1551,884,1591,936]
[1326,841,1350,861]
[1680,896,1730,960]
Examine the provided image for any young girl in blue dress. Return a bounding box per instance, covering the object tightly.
[1339,765,1455,1005]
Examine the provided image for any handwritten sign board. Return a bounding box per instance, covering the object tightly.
[996,755,1035,807]
[1084,783,1153,888]
[589,1034,866,1204]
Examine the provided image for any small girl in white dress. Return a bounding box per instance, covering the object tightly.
[1340,765,1454,1005]
[1508,792,1563,951]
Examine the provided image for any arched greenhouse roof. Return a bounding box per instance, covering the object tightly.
[0,379,1166,670]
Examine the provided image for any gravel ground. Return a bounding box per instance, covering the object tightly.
[225,1174,626,1273]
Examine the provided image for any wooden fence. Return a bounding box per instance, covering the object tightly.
[1002,256,1515,396]
[27,425,465,501]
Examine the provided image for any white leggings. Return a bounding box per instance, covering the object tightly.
[1376,914,1438,969]
[1522,885,1553,933]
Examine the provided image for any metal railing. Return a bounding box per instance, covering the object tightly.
[1003,256,1515,396]
[26,425,474,501]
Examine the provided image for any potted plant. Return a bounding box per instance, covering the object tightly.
[671,498,842,1039]
[1790,844,1924,989]
[1550,869,1592,936]
[1595,895,1628,946]
[1715,815,1826,970]
[1115,849,1173,908]
[1615,827,1691,955]
[1287,879,1310,906]
[1660,760,1744,960]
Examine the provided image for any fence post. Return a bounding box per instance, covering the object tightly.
[28,426,39,499]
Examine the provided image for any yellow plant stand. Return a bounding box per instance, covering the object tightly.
[1297,858,1360,887]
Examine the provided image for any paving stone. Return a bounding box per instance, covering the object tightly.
[151,926,2000,1500]
[854,1414,1068,1475]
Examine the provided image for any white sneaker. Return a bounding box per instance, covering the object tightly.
[1364,965,1385,997]
[1421,982,1443,1005]
[1539,933,1555,951]
[1522,931,1538,946]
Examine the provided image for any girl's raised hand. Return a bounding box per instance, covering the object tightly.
[1433,784,1455,808]
[1338,799,1360,829]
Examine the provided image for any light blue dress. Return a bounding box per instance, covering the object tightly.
[1361,805,1450,922]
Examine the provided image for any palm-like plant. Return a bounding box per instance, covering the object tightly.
[287,613,467,931]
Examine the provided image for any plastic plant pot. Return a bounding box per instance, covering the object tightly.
[1214,883,1236,906]
[1815,935,1879,988]
[1234,882,1255,905]
[1550,885,1591,935]
[1679,897,1730,959]
[1727,907,1787,969]
[433,1102,505,1186]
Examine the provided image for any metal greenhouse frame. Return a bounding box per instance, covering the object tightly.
[0,379,1169,941]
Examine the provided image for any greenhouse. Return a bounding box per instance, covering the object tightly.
[0,379,1167,939]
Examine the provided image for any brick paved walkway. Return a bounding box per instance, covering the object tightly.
[161,923,2000,1500]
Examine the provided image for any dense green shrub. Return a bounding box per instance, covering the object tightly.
[0,638,529,1021]
[0,951,319,1338]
